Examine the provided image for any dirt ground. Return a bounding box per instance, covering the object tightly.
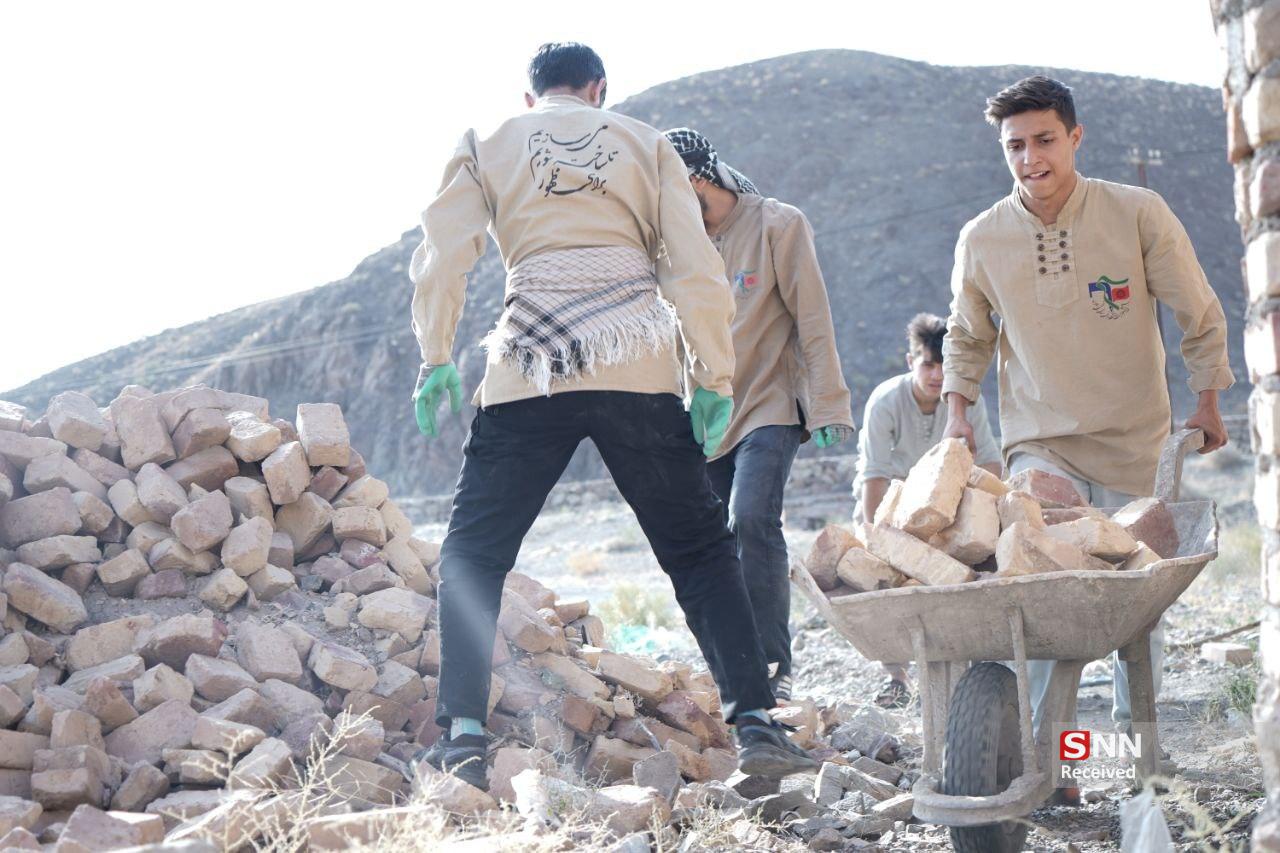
[413,444,1266,851]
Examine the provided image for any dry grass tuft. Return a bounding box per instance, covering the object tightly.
[566,549,605,577]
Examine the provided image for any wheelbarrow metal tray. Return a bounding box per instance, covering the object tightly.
[800,499,1216,665]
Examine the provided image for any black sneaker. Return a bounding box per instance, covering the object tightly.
[735,716,820,778]
[414,733,489,791]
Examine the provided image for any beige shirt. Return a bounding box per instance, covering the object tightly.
[943,175,1235,496]
[709,193,854,459]
[853,372,1000,494]
[409,95,734,407]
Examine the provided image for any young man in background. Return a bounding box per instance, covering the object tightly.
[666,127,855,702]
[854,313,1000,707]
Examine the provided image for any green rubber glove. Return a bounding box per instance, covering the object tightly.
[689,387,733,458]
[412,362,463,438]
[812,425,852,449]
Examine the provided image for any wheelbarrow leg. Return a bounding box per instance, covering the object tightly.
[1034,659,1087,793]
[1119,627,1161,782]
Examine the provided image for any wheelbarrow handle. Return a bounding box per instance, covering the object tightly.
[1153,428,1204,502]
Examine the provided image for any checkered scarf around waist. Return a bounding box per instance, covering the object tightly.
[480,246,678,395]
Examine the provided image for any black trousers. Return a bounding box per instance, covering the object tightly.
[434,391,775,726]
[707,424,803,679]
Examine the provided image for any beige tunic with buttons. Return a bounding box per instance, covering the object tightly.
[942,175,1234,496]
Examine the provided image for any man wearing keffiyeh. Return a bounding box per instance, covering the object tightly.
[665,127,855,702]
[407,44,819,792]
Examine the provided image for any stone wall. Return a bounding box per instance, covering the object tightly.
[1212,0,1280,847]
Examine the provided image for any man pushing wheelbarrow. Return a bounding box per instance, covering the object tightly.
[795,75,1235,853]
[943,72,1233,790]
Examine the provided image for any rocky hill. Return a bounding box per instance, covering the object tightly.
[5,50,1245,498]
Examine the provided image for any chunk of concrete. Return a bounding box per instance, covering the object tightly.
[995,522,1115,577]
[332,506,387,547]
[357,587,433,643]
[108,395,176,470]
[1044,516,1139,561]
[65,615,155,672]
[135,463,187,523]
[1201,642,1254,666]
[225,413,283,463]
[865,524,976,585]
[164,446,238,492]
[133,664,194,713]
[198,568,248,612]
[262,442,310,506]
[220,516,272,577]
[296,404,350,468]
[170,490,233,552]
[172,408,232,459]
[15,534,100,570]
[224,476,274,524]
[106,480,153,527]
[1004,468,1085,509]
[929,487,1000,564]
[596,651,674,705]
[835,547,905,592]
[96,549,151,596]
[103,700,199,765]
[0,488,81,548]
[892,438,973,539]
[2,563,88,632]
[308,644,377,692]
[332,475,389,510]
[1111,497,1180,560]
[138,614,228,670]
[110,764,169,812]
[998,490,1046,533]
[23,454,107,500]
[73,491,115,535]
[236,622,303,684]
[274,492,333,553]
[804,525,859,591]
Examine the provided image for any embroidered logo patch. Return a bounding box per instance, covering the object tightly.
[1087,275,1131,319]
[733,270,758,294]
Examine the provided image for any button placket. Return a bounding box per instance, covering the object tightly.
[1034,226,1079,307]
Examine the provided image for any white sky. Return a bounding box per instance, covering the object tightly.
[0,1,1224,393]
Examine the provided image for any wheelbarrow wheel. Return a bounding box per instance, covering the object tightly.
[942,662,1030,853]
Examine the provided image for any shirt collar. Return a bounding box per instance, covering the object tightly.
[713,191,759,237]
[1008,172,1088,230]
[535,94,590,108]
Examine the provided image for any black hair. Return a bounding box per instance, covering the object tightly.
[528,42,606,95]
[985,75,1077,130]
[907,313,947,362]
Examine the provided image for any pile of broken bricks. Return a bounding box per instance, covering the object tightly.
[805,437,1183,596]
[0,384,932,851]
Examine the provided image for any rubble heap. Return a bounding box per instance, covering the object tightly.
[804,438,1182,596]
[2,384,877,849]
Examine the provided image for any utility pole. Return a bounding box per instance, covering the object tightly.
[1129,146,1176,429]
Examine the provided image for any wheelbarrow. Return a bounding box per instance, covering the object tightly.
[791,429,1218,852]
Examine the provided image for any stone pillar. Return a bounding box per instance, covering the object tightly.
[1213,1,1280,848]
